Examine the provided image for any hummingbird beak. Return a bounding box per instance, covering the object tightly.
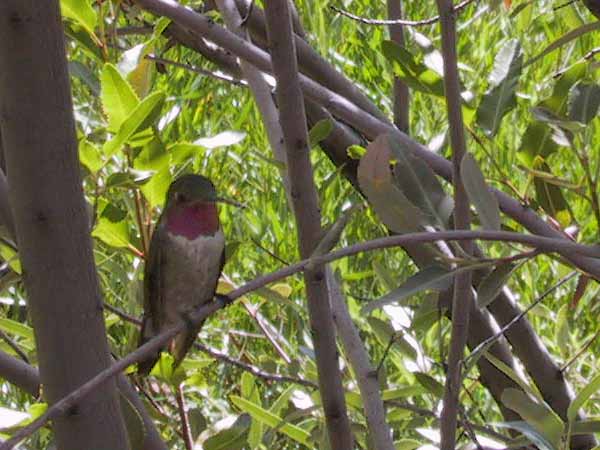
[215,196,246,209]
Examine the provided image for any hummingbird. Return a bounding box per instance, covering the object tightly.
[137,174,226,375]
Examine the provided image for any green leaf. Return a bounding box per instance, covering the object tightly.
[413,372,444,397]
[308,119,333,147]
[79,140,103,173]
[100,64,140,132]
[476,262,517,308]
[568,82,600,124]
[0,318,34,340]
[61,0,97,36]
[572,418,600,434]
[230,395,310,445]
[0,242,22,274]
[461,153,501,230]
[134,138,170,171]
[517,122,558,167]
[481,353,543,402]
[118,393,146,450]
[476,39,522,136]
[525,23,600,68]
[188,408,207,441]
[203,414,251,450]
[357,135,424,233]
[501,389,563,449]
[389,136,454,228]
[103,91,166,157]
[382,41,444,97]
[362,265,453,314]
[92,203,131,249]
[494,421,556,450]
[69,61,100,96]
[533,161,570,226]
[240,373,263,448]
[347,145,366,160]
[269,386,295,417]
[140,168,172,208]
[567,373,600,424]
[367,317,416,359]
[169,143,205,166]
[554,304,570,355]
[119,44,155,99]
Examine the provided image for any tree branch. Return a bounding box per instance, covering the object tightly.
[327,269,395,450]
[434,1,473,448]
[262,0,353,447]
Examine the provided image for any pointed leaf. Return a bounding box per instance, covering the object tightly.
[79,140,103,174]
[103,91,166,157]
[357,135,424,233]
[61,0,97,36]
[362,265,453,314]
[413,372,444,397]
[501,388,563,448]
[494,421,556,450]
[382,41,444,97]
[92,203,131,249]
[461,153,501,230]
[230,395,310,445]
[203,414,251,450]
[308,119,333,148]
[567,373,600,424]
[389,136,454,228]
[568,82,600,124]
[554,304,570,355]
[477,262,517,308]
[100,64,139,132]
[476,39,523,136]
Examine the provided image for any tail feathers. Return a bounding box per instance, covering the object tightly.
[171,320,204,369]
[137,317,205,375]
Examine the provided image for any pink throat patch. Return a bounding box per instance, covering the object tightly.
[165,202,219,240]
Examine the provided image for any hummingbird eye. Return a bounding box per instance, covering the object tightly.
[175,192,187,203]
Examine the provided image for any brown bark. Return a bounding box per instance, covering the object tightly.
[0,2,129,449]
[262,1,353,448]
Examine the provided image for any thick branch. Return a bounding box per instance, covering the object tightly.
[387,0,410,132]
[0,351,39,397]
[0,2,129,449]
[263,1,353,448]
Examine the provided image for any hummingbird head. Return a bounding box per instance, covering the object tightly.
[166,174,219,205]
[163,174,221,239]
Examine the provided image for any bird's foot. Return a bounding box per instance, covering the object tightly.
[215,293,233,307]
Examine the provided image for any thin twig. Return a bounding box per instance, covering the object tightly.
[330,0,479,27]
[175,384,193,450]
[0,329,29,363]
[145,54,248,86]
[560,327,600,373]
[195,343,317,388]
[466,271,578,365]
[386,400,511,443]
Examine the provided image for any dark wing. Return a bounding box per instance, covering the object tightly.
[137,221,167,375]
